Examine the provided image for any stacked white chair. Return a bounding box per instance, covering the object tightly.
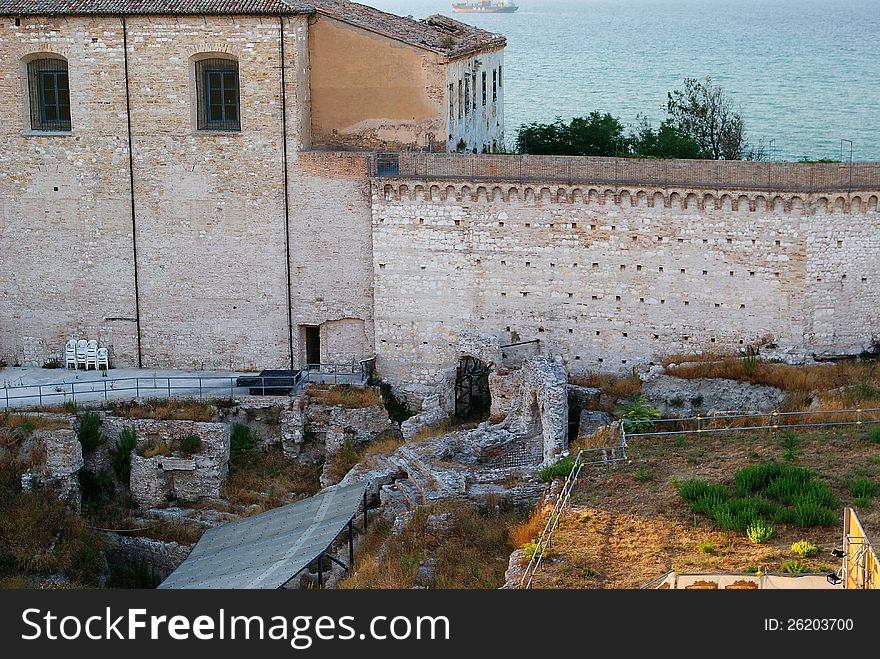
[75,340,88,370]
[64,339,77,369]
[85,340,98,370]
[96,347,109,371]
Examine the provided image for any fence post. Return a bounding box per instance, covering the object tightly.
[104,380,108,401]
[38,384,43,407]
[199,378,203,400]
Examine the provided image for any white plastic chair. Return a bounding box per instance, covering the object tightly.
[75,340,88,370]
[96,347,109,371]
[64,339,77,369]
[85,340,98,370]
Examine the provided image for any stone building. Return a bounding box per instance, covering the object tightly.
[1,1,880,411]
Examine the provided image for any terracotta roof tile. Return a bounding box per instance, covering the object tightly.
[313,1,506,58]
[0,0,312,15]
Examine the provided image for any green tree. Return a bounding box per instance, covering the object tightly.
[666,77,754,160]
[630,115,703,159]
[516,112,627,156]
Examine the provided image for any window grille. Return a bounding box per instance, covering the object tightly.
[482,71,487,106]
[493,70,497,103]
[195,58,240,131]
[27,57,71,131]
[464,76,470,115]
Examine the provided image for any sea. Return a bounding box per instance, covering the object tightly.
[368,0,880,161]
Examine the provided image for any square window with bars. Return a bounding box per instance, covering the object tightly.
[195,58,240,131]
[28,58,71,131]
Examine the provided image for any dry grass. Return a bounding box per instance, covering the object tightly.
[409,420,454,442]
[109,398,215,422]
[139,441,172,459]
[508,504,549,549]
[666,359,880,398]
[338,500,528,589]
[222,445,321,514]
[306,385,383,409]
[129,520,205,545]
[530,426,880,588]
[570,372,642,399]
[0,412,70,431]
[660,353,731,368]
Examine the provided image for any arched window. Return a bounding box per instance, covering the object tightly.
[27,56,71,131]
[194,57,240,131]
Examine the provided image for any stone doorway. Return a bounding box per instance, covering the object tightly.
[454,356,492,421]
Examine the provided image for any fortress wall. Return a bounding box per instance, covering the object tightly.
[371,181,880,390]
[0,17,139,367]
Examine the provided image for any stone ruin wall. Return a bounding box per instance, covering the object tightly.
[372,180,880,395]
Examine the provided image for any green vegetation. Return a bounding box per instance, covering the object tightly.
[791,540,819,558]
[517,78,756,160]
[539,455,575,483]
[375,381,412,423]
[678,463,838,536]
[779,559,809,574]
[62,401,77,414]
[617,394,661,432]
[325,438,360,485]
[109,427,137,483]
[866,427,880,444]
[779,432,801,462]
[178,434,203,456]
[746,520,775,544]
[697,540,715,554]
[849,478,877,500]
[230,423,258,462]
[633,469,653,482]
[76,411,105,454]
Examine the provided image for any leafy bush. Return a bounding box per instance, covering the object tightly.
[849,478,877,500]
[77,411,104,454]
[791,540,819,558]
[178,434,203,456]
[616,394,661,432]
[779,559,809,574]
[521,540,549,563]
[230,423,257,462]
[746,520,774,544]
[109,427,137,483]
[538,456,575,483]
[733,463,787,496]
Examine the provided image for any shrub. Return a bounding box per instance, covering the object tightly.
[741,351,759,376]
[179,434,203,456]
[62,401,77,414]
[779,432,801,462]
[521,540,550,563]
[109,427,137,483]
[616,394,661,431]
[697,540,715,554]
[76,411,104,454]
[779,559,809,574]
[42,357,62,369]
[784,499,837,528]
[854,496,872,508]
[538,456,575,483]
[677,479,728,508]
[733,463,786,496]
[746,520,774,544]
[867,427,880,444]
[791,540,819,558]
[849,478,877,500]
[325,438,361,485]
[633,469,653,482]
[230,423,257,462]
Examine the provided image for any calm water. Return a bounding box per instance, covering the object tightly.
[370,0,880,160]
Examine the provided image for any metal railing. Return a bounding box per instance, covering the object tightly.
[518,441,628,589]
[1,360,375,409]
[370,152,880,192]
[519,406,880,588]
[621,406,880,440]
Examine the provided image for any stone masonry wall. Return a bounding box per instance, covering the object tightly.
[372,181,880,386]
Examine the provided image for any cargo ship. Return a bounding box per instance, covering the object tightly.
[451,1,519,13]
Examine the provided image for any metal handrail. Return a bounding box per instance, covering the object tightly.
[1,362,372,409]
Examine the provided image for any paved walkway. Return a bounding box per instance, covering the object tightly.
[0,366,366,409]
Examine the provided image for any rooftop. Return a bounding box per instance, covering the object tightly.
[0,1,507,58]
[0,0,313,16]
[312,1,506,58]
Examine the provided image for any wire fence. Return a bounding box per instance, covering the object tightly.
[371,153,880,192]
[1,361,374,409]
[517,406,880,589]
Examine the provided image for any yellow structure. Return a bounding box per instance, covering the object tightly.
[843,507,880,589]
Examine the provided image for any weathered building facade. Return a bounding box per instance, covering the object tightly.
[2,1,880,408]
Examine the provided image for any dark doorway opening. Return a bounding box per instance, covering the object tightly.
[305,326,321,368]
[454,356,492,421]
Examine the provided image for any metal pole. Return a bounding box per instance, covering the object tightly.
[104,380,108,401]
[38,384,42,407]
[767,139,775,189]
[363,491,368,529]
[348,519,354,568]
[317,552,323,589]
[199,378,202,400]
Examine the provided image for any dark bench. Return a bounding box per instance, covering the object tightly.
[235,369,304,395]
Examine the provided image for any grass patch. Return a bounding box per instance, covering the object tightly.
[1,413,70,432]
[508,504,549,549]
[697,540,715,554]
[678,463,838,536]
[222,444,321,514]
[109,398,215,422]
[779,559,809,574]
[338,500,528,589]
[325,438,361,485]
[130,520,205,545]
[179,434,203,456]
[539,455,575,483]
[307,385,383,409]
[633,469,653,482]
[849,478,877,499]
[867,427,880,444]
